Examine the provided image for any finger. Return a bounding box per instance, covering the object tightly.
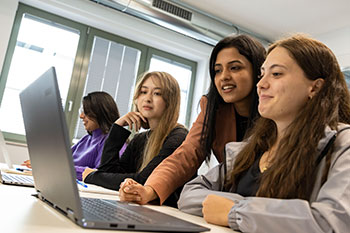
[130,114,143,131]
[134,112,147,123]
[123,184,140,194]
[124,118,133,130]
[121,193,142,202]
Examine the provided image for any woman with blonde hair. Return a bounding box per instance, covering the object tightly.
[83,71,188,206]
[178,34,350,232]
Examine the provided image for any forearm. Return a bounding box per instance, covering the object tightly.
[75,165,88,181]
[84,171,127,190]
[98,124,130,171]
[228,198,335,233]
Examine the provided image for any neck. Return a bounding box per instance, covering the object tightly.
[234,95,252,117]
[148,119,160,130]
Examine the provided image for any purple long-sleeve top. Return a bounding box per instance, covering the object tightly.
[71,128,126,180]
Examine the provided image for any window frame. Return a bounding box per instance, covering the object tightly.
[145,48,197,127]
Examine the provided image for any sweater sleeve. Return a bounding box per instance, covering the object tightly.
[74,136,107,180]
[178,163,244,216]
[145,96,208,204]
[84,124,132,188]
[180,129,350,233]
[84,126,188,191]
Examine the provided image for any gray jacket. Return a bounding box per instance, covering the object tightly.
[178,124,350,233]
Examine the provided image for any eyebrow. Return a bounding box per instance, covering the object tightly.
[261,64,288,71]
[215,60,243,66]
[141,86,162,90]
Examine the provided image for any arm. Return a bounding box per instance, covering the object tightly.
[96,124,131,172]
[145,96,209,204]
[180,130,350,233]
[83,124,132,188]
[227,131,350,233]
[74,135,108,180]
[85,127,188,191]
[178,163,244,216]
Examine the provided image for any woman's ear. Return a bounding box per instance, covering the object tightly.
[309,78,325,99]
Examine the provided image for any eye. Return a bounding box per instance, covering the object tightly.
[214,69,221,74]
[230,66,240,71]
[272,72,282,77]
[154,92,162,96]
[140,90,147,94]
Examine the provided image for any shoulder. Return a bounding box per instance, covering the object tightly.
[169,125,189,136]
[162,125,188,145]
[333,123,350,151]
[132,130,149,142]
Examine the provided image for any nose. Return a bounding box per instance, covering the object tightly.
[217,68,231,82]
[257,75,268,91]
[79,111,85,119]
[144,92,152,103]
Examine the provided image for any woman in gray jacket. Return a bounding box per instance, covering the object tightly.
[178,34,350,233]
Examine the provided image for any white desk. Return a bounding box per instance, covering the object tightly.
[0,183,236,233]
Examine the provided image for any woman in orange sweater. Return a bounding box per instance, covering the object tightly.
[119,34,266,205]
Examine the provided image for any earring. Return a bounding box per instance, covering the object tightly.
[308,95,313,100]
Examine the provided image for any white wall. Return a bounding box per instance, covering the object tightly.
[315,26,350,68]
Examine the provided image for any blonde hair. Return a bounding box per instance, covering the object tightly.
[133,71,181,171]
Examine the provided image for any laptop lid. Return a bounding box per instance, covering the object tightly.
[20,67,209,232]
[20,67,84,220]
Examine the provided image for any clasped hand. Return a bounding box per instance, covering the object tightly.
[119,178,157,205]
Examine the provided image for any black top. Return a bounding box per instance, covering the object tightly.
[235,154,262,197]
[85,124,188,192]
[235,111,249,142]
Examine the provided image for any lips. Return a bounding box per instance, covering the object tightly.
[222,84,236,90]
[259,94,273,101]
[143,106,153,110]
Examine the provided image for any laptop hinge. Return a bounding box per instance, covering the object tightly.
[37,191,43,200]
[67,208,76,222]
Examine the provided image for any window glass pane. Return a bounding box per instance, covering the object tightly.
[0,14,80,135]
[149,55,192,125]
[343,68,350,89]
[73,36,140,140]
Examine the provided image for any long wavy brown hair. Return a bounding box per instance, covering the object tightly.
[226,34,350,200]
[133,71,182,172]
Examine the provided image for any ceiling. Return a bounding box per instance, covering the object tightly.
[175,0,350,42]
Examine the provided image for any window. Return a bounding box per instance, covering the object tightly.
[149,55,194,125]
[342,68,350,89]
[74,35,142,140]
[0,4,197,143]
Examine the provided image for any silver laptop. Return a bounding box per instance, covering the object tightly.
[19,67,209,232]
[0,130,34,187]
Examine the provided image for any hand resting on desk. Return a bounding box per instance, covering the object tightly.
[119,178,158,205]
[202,194,235,227]
[82,167,97,181]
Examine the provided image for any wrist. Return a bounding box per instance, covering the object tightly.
[144,185,158,201]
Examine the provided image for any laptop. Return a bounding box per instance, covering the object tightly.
[0,130,34,187]
[19,67,209,232]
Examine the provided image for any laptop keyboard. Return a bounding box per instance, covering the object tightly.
[2,174,34,184]
[81,197,152,223]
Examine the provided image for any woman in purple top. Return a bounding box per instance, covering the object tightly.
[24,91,124,180]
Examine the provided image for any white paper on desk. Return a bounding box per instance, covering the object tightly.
[77,183,119,196]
